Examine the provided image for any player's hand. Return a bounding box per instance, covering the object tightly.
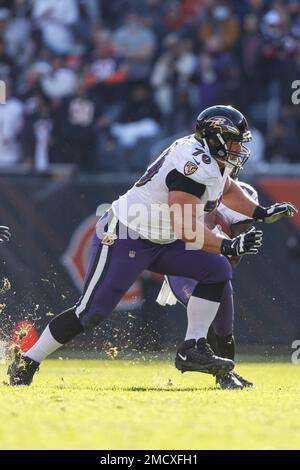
[221,227,263,257]
[253,202,298,223]
[0,226,11,243]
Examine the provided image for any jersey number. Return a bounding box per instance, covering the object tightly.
[136,148,170,187]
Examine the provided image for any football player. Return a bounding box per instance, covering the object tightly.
[157,180,259,389]
[8,105,297,386]
[0,226,11,243]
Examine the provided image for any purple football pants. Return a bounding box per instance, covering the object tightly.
[167,276,234,336]
[75,209,232,330]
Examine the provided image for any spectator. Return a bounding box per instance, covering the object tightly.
[113,11,157,81]
[51,77,101,171]
[83,28,129,145]
[217,60,243,108]
[31,0,79,54]
[19,54,52,99]
[1,1,31,64]
[162,0,186,34]
[41,55,77,99]
[151,34,196,130]
[0,37,15,80]
[239,13,264,107]
[111,81,161,170]
[0,80,24,166]
[196,1,240,52]
[21,91,52,172]
[84,28,128,102]
[193,52,219,111]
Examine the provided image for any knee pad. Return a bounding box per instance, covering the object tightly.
[192,281,226,302]
[49,307,84,344]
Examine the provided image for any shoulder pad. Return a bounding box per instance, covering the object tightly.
[171,135,219,186]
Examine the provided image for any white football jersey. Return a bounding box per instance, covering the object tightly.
[112,134,232,243]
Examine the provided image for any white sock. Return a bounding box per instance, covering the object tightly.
[25,325,62,363]
[185,296,220,341]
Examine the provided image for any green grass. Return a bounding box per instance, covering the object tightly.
[0,358,300,450]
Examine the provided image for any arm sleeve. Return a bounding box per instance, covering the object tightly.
[166,169,206,199]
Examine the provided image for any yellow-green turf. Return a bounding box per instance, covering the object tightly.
[0,359,300,450]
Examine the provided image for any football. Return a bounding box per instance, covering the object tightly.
[205,210,232,238]
[214,210,232,238]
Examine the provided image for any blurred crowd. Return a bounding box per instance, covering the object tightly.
[0,0,300,174]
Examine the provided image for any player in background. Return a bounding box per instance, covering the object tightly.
[0,226,11,243]
[7,105,297,386]
[157,180,258,389]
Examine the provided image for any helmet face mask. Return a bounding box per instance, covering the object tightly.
[210,131,251,170]
[195,106,252,171]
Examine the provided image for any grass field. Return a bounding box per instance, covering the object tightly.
[0,357,300,450]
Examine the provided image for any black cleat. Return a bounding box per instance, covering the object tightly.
[175,338,234,376]
[232,372,254,388]
[7,355,39,386]
[216,371,243,389]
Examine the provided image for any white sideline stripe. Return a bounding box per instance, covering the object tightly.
[75,215,118,316]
